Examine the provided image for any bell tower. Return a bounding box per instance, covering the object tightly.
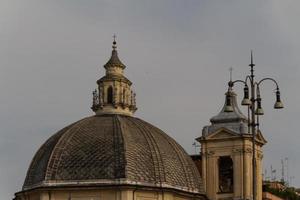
[197,87,266,200]
[91,36,137,116]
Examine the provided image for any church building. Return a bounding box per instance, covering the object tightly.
[196,86,266,200]
[14,39,266,200]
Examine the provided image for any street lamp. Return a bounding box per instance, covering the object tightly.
[225,51,284,200]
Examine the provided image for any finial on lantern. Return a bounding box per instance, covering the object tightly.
[112,34,117,50]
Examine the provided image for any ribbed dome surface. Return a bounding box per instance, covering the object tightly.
[23,115,204,194]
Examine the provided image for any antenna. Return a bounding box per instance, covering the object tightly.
[192,142,200,154]
[285,157,289,186]
[281,159,285,183]
[270,165,273,180]
[264,169,268,181]
[270,165,277,181]
[290,176,295,186]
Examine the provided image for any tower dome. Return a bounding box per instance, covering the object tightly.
[16,38,205,200]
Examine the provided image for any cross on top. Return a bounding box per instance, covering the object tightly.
[113,34,116,42]
[229,67,233,81]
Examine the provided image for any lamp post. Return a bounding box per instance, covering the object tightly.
[224,52,284,200]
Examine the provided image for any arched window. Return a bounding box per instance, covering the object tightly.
[107,86,113,104]
[218,156,234,193]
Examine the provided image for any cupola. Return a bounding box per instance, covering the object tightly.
[91,37,137,116]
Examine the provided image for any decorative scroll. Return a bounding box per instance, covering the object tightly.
[92,89,99,106]
[99,87,103,106]
[133,92,136,106]
[91,89,100,111]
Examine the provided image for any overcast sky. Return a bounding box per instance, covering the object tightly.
[1,1,300,199]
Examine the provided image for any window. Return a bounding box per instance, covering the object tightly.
[123,89,126,103]
[107,86,113,104]
[218,156,233,193]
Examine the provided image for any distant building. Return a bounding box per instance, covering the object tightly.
[264,181,286,191]
[262,192,284,200]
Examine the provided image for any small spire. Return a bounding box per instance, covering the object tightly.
[249,50,255,77]
[104,34,126,69]
[229,67,233,82]
[112,34,117,50]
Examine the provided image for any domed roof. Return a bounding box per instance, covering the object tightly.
[23,114,204,194]
[202,88,248,136]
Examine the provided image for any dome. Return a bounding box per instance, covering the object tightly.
[16,39,206,200]
[202,88,248,136]
[23,114,204,194]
